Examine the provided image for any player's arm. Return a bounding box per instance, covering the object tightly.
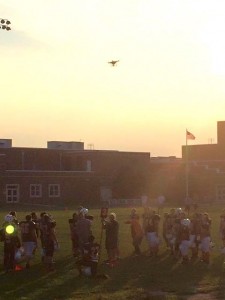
[33,228,38,245]
[51,228,58,244]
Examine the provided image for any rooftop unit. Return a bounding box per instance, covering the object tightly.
[47,141,84,150]
[0,139,12,148]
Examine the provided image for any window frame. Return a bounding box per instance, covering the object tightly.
[30,184,42,198]
[48,184,60,198]
[6,184,20,203]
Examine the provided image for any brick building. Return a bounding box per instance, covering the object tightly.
[149,156,183,201]
[0,140,150,207]
[4,120,224,209]
[182,121,225,203]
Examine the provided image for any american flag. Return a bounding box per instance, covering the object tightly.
[186,130,195,140]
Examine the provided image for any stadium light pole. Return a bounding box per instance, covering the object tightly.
[0,18,11,31]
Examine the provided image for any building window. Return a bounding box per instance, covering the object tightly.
[6,184,19,203]
[30,184,42,198]
[216,185,225,202]
[48,184,60,197]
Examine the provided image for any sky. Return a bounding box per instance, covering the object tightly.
[1,0,225,157]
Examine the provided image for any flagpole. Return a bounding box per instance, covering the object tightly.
[185,129,189,200]
[185,129,195,202]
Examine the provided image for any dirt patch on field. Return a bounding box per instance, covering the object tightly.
[181,293,219,300]
[147,290,220,300]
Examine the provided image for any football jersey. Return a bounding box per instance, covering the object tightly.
[19,220,36,242]
[83,242,100,263]
[40,221,55,241]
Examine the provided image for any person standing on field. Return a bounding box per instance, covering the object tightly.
[40,214,58,272]
[125,208,144,256]
[69,212,79,257]
[1,214,21,273]
[76,210,92,253]
[103,212,119,266]
[19,215,38,269]
[199,213,212,264]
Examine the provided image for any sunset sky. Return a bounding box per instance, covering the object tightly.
[1,0,225,157]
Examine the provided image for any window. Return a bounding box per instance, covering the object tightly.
[6,184,19,203]
[30,184,42,198]
[48,184,60,197]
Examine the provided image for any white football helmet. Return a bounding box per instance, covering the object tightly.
[80,208,89,215]
[175,207,183,214]
[181,218,191,227]
[4,214,14,223]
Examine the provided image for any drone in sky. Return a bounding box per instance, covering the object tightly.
[108,60,119,67]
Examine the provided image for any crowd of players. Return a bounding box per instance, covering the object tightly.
[0,207,101,277]
[98,205,221,267]
[142,206,214,264]
[69,204,222,273]
[0,211,58,273]
[1,205,225,276]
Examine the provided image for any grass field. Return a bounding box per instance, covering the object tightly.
[0,205,225,300]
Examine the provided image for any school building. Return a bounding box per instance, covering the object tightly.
[1,120,225,208]
[0,140,150,207]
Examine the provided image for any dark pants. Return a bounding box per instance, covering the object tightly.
[4,243,16,271]
[72,237,79,255]
[44,239,54,257]
[133,237,142,254]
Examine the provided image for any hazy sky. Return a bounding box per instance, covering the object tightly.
[1,0,225,157]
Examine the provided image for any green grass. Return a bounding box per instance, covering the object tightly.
[0,206,225,300]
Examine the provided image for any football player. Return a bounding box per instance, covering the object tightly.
[19,215,38,269]
[1,215,21,272]
[40,214,58,271]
